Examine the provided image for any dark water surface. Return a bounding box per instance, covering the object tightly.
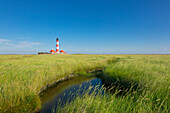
[40,75,104,113]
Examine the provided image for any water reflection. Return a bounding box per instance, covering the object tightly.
[40,75,103,113]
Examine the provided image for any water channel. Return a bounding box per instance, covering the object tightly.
[40,75,105,113]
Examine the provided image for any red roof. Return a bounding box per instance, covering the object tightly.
[60,50,65,53]
[50,49,56,53]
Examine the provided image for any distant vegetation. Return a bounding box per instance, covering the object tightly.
[0,54,114,112]
[56,55,170,113]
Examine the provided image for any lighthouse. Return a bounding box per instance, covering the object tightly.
[56,38,59,53]
[38,37,66,54]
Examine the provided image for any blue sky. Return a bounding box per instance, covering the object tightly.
[0,0,170,54]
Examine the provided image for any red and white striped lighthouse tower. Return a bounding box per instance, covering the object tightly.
[56,38,59,53]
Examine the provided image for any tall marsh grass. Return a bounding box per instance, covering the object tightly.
[57,55,170,113]
[0,54,115,112]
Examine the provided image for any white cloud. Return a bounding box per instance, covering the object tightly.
[0,39,11,43]
[0,39,40,48]
[163,47,169,51]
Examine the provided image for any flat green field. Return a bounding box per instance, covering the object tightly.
[57,55,170,113]
[0,55,169,113]
[0,54,114,112]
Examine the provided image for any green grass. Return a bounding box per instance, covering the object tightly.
[0,55,169,113]
[56,55,170,113]
[0,54,115,113]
